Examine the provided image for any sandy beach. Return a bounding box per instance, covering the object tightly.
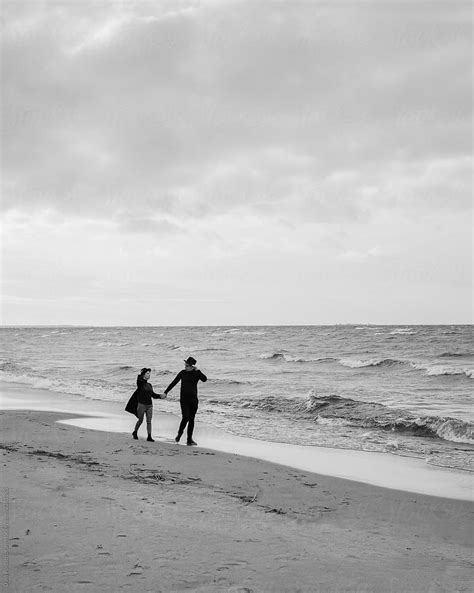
[1,397,473,592]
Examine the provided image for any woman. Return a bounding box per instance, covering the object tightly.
[164,356,207,446]
[126,368,166,442]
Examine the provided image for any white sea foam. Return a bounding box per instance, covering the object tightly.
[339,358,385,368]
[0,370,128,401]
[316,416,351,427]
[410,362,474,379]
[434,419,474,444]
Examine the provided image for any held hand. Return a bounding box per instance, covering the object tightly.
[161,393,167,399]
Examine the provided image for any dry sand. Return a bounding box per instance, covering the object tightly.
[0,409,473,593]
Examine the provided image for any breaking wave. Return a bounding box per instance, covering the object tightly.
[389,328,417,335]
[213,392,474,445]
[259,353,337,363]
[339,358,404,369]
[257,353,473,379]
[0,361,172,400]
[409,363,473,379]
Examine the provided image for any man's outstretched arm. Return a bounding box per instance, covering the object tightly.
[164,371,183,394]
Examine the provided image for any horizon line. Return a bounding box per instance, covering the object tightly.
[1,323,472,328]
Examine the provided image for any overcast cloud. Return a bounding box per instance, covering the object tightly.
[1,0,472,325]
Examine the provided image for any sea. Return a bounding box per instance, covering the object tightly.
[1,325,473,472]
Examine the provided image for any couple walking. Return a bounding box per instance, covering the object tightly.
[126,357,207,446]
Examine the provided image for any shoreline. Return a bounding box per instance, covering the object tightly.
[1,381,473,501]
[1,406,473,592]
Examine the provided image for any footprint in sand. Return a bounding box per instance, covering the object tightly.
[128,562,148,576]
[22,560,38,568]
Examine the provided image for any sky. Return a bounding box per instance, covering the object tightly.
[1,0,472,326]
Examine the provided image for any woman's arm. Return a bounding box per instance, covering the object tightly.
[151,389,166,399]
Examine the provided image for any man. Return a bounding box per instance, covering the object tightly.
[164,356,207,446]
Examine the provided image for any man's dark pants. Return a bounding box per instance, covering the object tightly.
[178,399,199,441]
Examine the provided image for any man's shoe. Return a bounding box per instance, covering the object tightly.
[175,434,181,443]
[132,431,138,440]
[147,436,155,442]
[187,440,197,446]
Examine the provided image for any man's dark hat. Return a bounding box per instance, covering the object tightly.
[140,367,151,374]
[184,357,197,366]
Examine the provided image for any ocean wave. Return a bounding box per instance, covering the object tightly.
[210,378,252,385]
[389,328,417,335]
[439,352,474,358]
[259,352,336,363]
[285,355,337,363]
[168,345,188,352]
[0,361,31,374]
[0,366,147,403]
[0,372,60,391]
[211,392,474,445]
[195,347,230,352]
[302,393,474,444]
[96,342,130,347]
[212,329,267,337]
[410,363,473,379]
[0,369,112,398]
[103,366,172,376]
[338,358,404,369]
[0,361,174,400]
[336,357,473,379]
[240,331,268,336]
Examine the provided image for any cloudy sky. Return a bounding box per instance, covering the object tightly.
[2,0,472,325]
